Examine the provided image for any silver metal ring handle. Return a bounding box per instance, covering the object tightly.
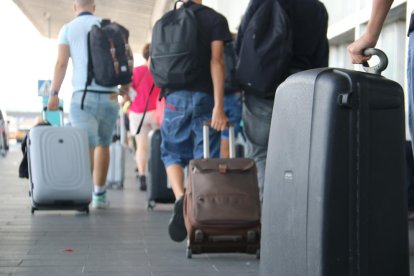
[362,48,388,75]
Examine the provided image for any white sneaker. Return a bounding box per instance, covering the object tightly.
[92,193,110,209]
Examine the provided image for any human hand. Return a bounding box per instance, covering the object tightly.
[47,95,60,110]
[347,33,377,64]
[119,84,130,96]
[211,107,227,131]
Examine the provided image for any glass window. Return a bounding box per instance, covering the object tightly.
[376,20,407,87]
[320,0,356,25]
[329,44,353,69]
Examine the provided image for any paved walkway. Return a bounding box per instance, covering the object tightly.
[0,144,259,276]
[0,143,413,275]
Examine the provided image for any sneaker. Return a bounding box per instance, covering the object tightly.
[168,196,187,242]
[92,192,110,209]
[139,175,147,191]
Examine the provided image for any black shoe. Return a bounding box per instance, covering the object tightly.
[139,175,147,191]
[168,196,187,242]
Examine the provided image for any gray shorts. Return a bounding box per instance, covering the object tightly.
[70,92,119,147]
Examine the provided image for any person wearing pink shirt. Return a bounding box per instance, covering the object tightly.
[129,43,161,191]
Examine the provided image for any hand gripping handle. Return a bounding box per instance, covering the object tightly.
[203,121,236,159]
[362,48,388,75]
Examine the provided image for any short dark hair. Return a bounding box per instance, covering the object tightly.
[142,43,150,61]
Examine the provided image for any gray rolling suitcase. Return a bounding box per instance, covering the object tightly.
[27,108,92,214]
[260,49,409,276]
[106,115,125,189]
[146,129,175,210]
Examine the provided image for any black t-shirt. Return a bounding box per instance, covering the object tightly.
[289,0,329,71]
[172,2,232,94]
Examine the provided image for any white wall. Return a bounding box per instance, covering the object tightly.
[202,0,250,33]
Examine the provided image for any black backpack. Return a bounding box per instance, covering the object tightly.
[150,1,205,89]
[87,19,133,87]
[81,19,133,108]
[224,42,240,92]
[18,121,51,179]
[236,0,292,98]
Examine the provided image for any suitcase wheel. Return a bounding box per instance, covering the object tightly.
[147,201,156,211]
[256,249,260,259]
[186,248,192,259]
[78,207,89,215]
[194,229,204,243]
[247,230,256,243]
[31,207,35,215]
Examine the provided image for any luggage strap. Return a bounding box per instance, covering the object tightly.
[135,83,155,135]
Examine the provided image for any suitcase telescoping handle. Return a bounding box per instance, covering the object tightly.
[362,48,388,75]
[203,120,236,159]
[42,106,64,127]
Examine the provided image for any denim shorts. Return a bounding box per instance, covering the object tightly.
[222,92,242,139]
[70,92,119,147]
[161,91,220,168]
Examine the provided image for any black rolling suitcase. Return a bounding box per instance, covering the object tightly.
[146,129,175,210]
[260,49,409,276]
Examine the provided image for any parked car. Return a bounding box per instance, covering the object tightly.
[0,109,10,157]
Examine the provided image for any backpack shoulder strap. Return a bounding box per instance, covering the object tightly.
[135,83,155,135]
[81,31,94,110]
[188,3,206,13]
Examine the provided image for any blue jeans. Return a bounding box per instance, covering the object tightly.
[70,92,119,147]
[242,94,274,201]
[409,33,414,150]
[222,92,242,139]
[161,91,220,168]
[408,32,414,210]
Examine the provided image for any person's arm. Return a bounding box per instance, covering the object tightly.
[347,0,394,64]
[210,40,227,131]
[119,84,130,97]
[48,44,70,110]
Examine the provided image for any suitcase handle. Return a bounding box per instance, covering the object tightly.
[42,106,64,127]
[362,48,388,75]
[203,120,236,159]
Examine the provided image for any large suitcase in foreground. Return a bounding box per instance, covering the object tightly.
[146,129,175,210]
[260,49,409,276]
[184,122,261,259]
[27,110,92,214]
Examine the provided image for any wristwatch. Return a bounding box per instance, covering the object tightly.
[49,90,59,96]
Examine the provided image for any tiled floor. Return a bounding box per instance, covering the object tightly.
[0,144,259,276]
[1,143,414,275]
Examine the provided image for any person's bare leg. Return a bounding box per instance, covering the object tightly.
[220,138,229,158]
[166,164,185,199]
[91,145,110,208]
[134,135,140,173]
[166,164,187,242]
[136,132,149,190]
[93,145,110,187]
[89,148,95,173]
[137,133,149,173]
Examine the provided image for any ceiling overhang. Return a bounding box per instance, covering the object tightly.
[12,0,171,54]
